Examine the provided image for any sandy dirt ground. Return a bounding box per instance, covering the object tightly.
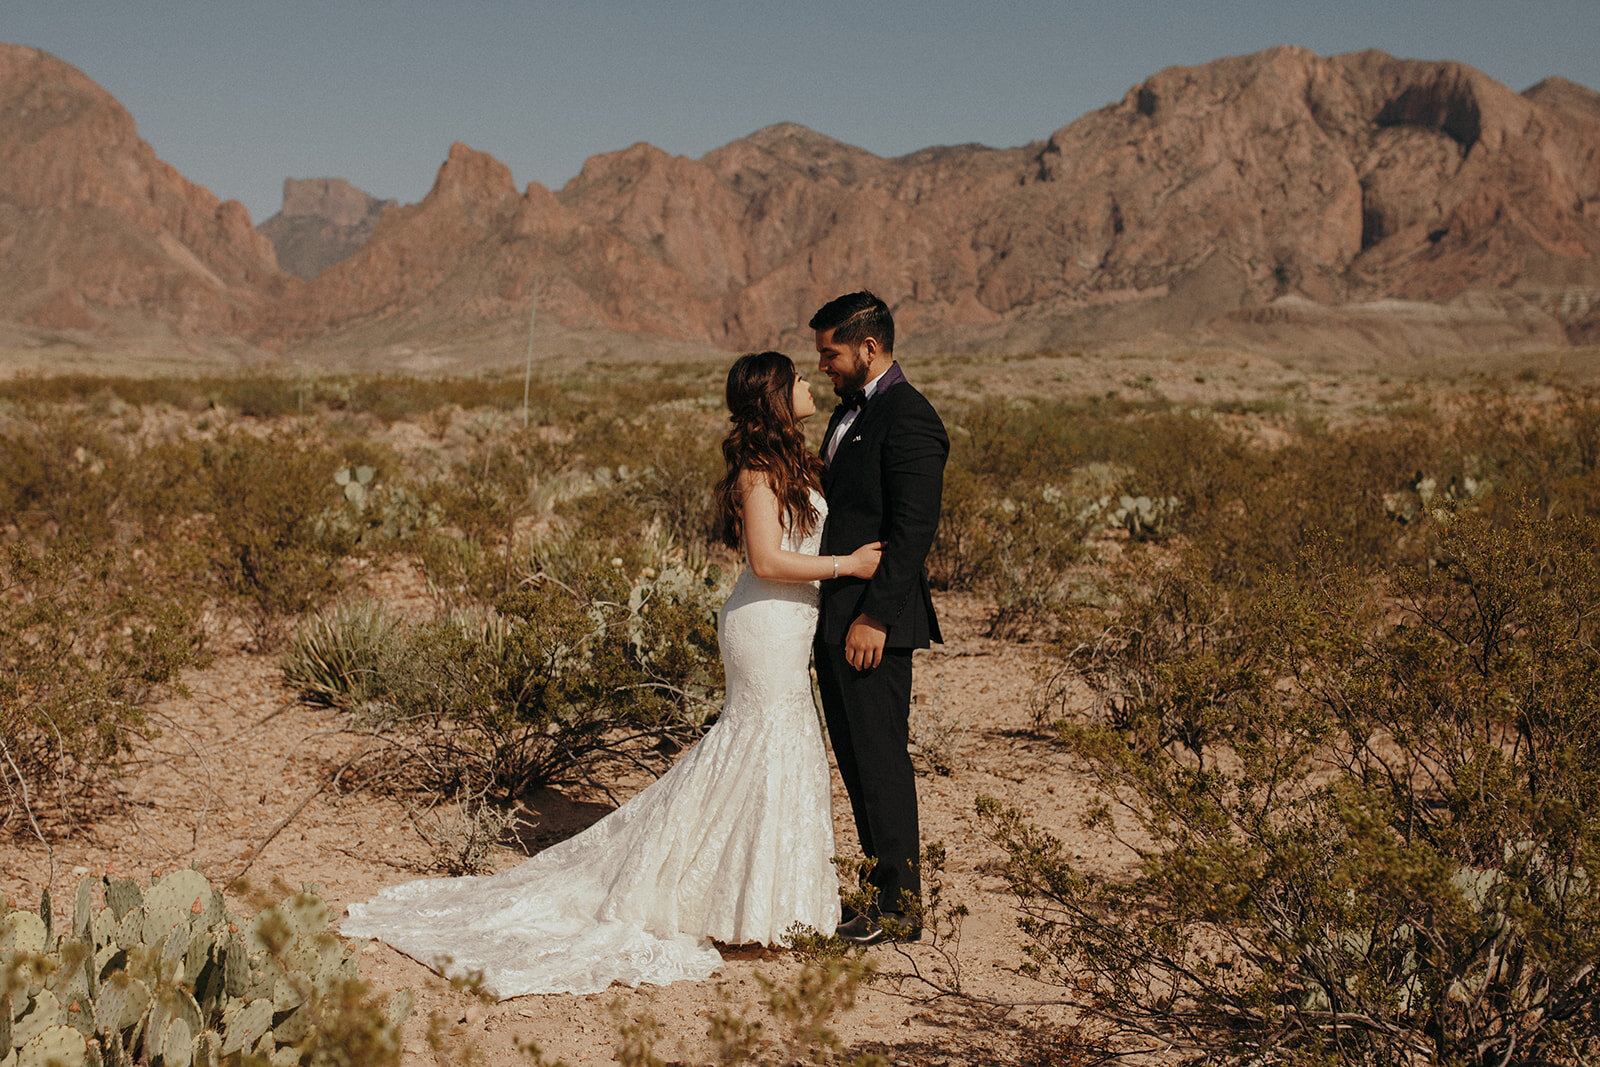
[1,583,1125,1066]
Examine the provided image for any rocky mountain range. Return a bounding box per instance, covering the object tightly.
[2,41,1597,366]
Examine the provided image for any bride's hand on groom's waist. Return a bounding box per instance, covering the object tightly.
[844,541,883,579]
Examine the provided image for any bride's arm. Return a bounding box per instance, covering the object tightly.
[738,470,879,582]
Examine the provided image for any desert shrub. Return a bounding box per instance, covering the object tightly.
[194,432,360,637]
[983,488,1097,640]
[0,870,410,1067]
[996,504,1600,1063]
[0,412,127,545]
[0,540,202,834]
[924,466,994,590]
[222,375,307,418]
[565,400,723,548]
[426,428,561,545]
[287,554,727,798]
[407,786,529,876]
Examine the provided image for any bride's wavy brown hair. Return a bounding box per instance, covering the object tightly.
[713,351,823,549]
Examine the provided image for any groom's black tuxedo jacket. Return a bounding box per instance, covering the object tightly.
[818,367,948,649]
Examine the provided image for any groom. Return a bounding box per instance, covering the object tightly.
[811,291,948,945]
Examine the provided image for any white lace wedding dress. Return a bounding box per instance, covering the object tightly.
[341,494,839,997]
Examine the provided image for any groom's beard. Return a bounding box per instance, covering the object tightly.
[831,365,871,395]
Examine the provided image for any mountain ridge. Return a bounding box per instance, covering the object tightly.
[2,41,1597,368]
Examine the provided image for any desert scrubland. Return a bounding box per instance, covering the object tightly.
[4,26,1600,1067]
[3,346,1599,1066]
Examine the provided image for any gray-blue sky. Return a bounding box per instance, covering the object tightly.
[10,1,1598,223]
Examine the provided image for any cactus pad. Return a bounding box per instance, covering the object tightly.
[195,892,224,933]
[16,1026,85,1067]
[71,880,93,942]
[192,1029,221,1067]
[0,911,47,955]
[89,909,114,951]
[221,938,250,1000]
[112,910,141,952]
[162,1017,194,1067]
[11,990,62,1049]
[270,976,303,1015]
[142,871,210,917]
[385,987,415,1028]
[102,881,140,922]
[44,940,91,1004]
[218,999,272,1056]
[92,974,150,1035]
[142,905,187,950]
[60,997,92,1039]
[159,925,188,973]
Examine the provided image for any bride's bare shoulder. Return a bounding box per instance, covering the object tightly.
[735,468,775,495]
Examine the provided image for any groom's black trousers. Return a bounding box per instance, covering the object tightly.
[813,639,920,916]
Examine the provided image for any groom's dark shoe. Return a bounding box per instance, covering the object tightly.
[835,912,922,946]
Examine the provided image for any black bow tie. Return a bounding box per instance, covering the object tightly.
[839,390,867,412]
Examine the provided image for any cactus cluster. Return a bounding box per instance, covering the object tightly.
[1382,471,1492,524]
[321,466,434,545]
[333,466,376,509]
[1074,492,1181,540]
[0,871,412,1067]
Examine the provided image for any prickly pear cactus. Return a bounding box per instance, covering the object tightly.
[71,881,93,943]
[1,872,411,1067]
[11,990,62,1048]
[219,998,273,1056]
[17,1025,86,1067]
[91,974,150,1034]
[335,464,377,508]
[103,880,140,920]
[192,1028,221,1067]
[0,911,46,955]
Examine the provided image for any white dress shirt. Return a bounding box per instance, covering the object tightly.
[825,367,890,465]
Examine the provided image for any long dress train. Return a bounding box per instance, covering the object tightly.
[340,495,839,997]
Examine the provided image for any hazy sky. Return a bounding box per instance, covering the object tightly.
[11,2,1599,223]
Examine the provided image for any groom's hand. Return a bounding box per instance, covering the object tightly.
[845,615,888,672]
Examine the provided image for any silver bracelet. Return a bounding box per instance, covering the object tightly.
[831,556,838,579]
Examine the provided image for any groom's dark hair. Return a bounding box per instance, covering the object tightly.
[810,290,894,353]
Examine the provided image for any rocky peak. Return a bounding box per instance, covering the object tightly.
[426,142,520,209]
[703,122,886,192]
[258,178,395,281]
[1524,76,1600,128]
[278,178,390,227]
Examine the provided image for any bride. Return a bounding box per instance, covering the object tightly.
[341,351,879,997]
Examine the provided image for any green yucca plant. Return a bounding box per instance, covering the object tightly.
[280,600,400,711]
